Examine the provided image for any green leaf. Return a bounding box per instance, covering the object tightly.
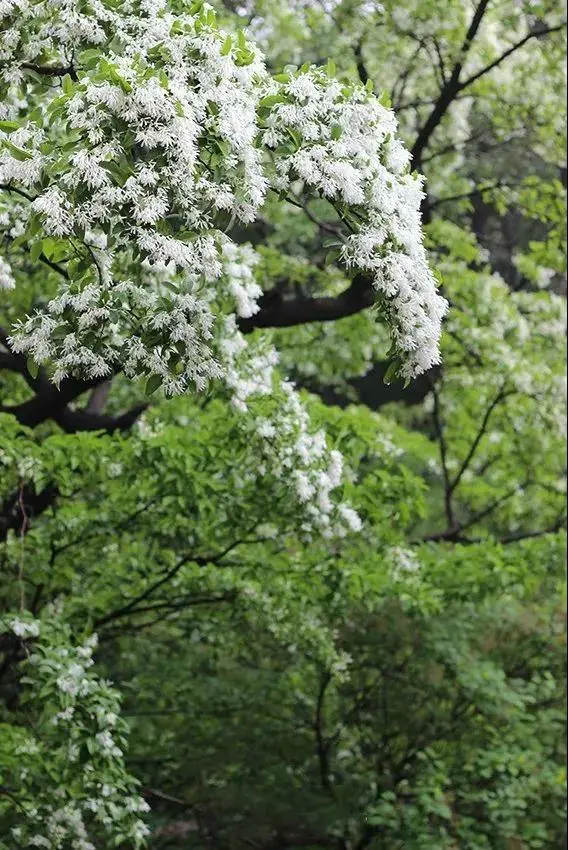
[26,358,40,380]
[220,35,233,56]
[30,241,43,263]
[145,375,163,396]
[78,48,101,69]
[41,237,56,259]
[0,120,20,133]
[62,74,74,96]
[259,94,285,109]
[2,138,32,161]
[383,361,400,385]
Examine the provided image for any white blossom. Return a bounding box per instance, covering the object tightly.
[11,618,40,638]
[0,254,15,289]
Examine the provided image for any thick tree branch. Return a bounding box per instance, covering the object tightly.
[85,380,112,414]
[55,402,148,434]
[0,374,105,427]
[353,40,369,85]
[21,62,78,81]
[1,275,375,431]
[238,274,375,333]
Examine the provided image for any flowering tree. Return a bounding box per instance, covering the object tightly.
[0,1,566,848]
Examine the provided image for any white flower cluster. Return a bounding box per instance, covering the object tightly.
[263,68,448,377]
[0,253,15,289]
[388,545,421,581]
[0,615,150,849]
[10,616,40,638]
[221,241,263,319]
[9,272,224,391]
[2,1,268,387]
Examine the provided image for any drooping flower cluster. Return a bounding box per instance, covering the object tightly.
[0,613,150,849]
[262,68,448,377]
[202,250,363,537]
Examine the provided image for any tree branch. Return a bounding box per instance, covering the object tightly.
[55,402,148,434]
[354,40,369,85]
[449,386,513,495]
[85,380,112,414]
[94,534,257,628]
[429,181,513,210]
[458,21,567,91]
[21,62,78,81]
[421,481,528,543]
[314,671,335,798]
[0,482,58,543]
[410,0,491,169]
[238,274,375,333]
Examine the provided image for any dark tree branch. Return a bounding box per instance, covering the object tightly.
[354,40,369,84]
[391,40,427,109]
[0,374,105,427]
[352,362,440,409]
[1,276,376,432]
[238,274,375,333]
[93,554,202,628]
[458,21,567,90]
[0,183,35,202]
[429,181,513,210]
[410,7,565,171]
[449,386,513,495]
[0,483,58,543]
[432,36,448,85]
[55,402,148,434]
[410,0,492,170]
[94,534,256,628]
[1,325,56,394]
[421,481,528,543]
[0,352,21,371]
[419,126,491,164]
[314,671,335,798]
[499,516,566,544]
[21,63,78,81]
